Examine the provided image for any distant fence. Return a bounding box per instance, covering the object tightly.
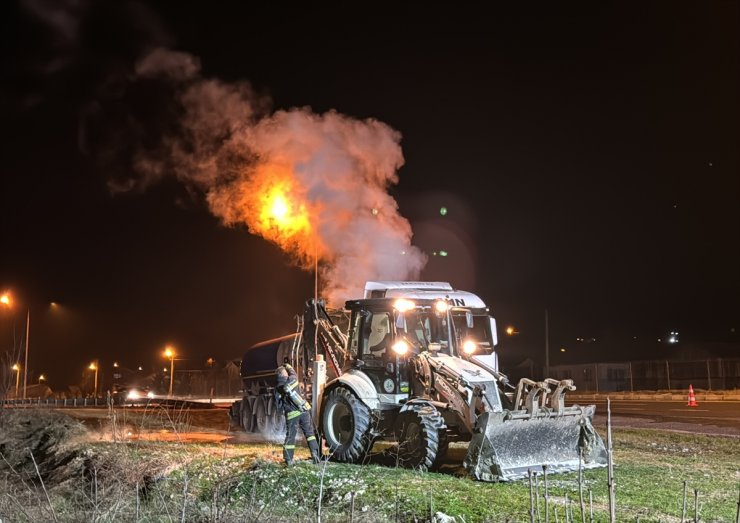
[549,358,740,392]
[0,396,222,408]
[1,397,110,407]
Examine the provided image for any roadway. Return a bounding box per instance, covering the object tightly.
[568,398,740,436]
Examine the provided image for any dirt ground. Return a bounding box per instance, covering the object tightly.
[57,407,239,444]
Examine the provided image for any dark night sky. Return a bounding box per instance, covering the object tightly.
[1,2,738,389]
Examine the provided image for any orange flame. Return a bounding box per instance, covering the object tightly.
[214,163,324,267]
[258,183,310,239]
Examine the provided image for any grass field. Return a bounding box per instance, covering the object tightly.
[1,409,739,522]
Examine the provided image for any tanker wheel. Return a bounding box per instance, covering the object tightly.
[321,386,372,463]
[397,404,444,471]
[270,399,286,435]
[228,402,241,431]
[241,397,255,433]
[254,399,269,434]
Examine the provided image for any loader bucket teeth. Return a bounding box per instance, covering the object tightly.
[463,406,608,482]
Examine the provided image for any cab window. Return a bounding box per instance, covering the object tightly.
[348,312,360,359]
[361,311,392,360]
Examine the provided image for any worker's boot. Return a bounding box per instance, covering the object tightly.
[283,444,296,466]
[308,437,321,464]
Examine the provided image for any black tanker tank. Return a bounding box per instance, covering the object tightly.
[229,334,297,437]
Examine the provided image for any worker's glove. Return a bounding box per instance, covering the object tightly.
[284,363,294,371]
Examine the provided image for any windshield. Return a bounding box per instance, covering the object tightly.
[451,312,494,354]
[395,309,450,354]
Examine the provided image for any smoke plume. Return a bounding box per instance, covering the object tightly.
[122,48,426,304]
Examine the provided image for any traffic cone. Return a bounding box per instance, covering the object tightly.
[687,384,698,407]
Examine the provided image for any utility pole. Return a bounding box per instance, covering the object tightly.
[169,356,174,397]
[545,309,550,377]
[23,309,30,400]
[314,244,319,359]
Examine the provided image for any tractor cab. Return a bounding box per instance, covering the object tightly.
[363,280,500,371]
[344,297,452,402]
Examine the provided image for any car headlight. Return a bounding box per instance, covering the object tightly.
[146,391,155,399]
[463,339,477,354]
[126,389,141,400]
[391,340,409,355]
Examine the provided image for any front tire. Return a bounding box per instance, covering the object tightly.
[396,403,444,471]
[321,386,373,462]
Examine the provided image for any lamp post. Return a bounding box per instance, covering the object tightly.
[89,361,98,397]
[2,295,22,398]
[1,292,34,399]
[545,309,550,378]
[164,346,175,397]
[23,309,29,400]
[39,374,46,384]
[11,363,20,397]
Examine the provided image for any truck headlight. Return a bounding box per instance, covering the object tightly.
[463,339,477,354]
[126,389,141,400]
[392,340,409,355]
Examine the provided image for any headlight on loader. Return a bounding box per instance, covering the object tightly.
[463,339,477,354]
[393,299,415,312]
[434,300,449,314]
[392,340,410,355]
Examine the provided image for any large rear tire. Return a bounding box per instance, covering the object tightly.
[397,403,444,471]
[321,386,372,463]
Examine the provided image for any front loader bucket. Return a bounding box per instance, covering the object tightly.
[463,405,607,482]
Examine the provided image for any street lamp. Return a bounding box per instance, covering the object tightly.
[1,292,33,400]
[11,363,20,397]
[164,346,175,397]
[89,361,98,397]
[38,374,46,384]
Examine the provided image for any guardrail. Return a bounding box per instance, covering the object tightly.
[568,389,740,402]
[0,396,226,409]
[1,397,109,407]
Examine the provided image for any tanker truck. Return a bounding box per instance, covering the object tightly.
[230,281,607,481]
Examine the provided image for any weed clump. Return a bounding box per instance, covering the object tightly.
[0,409,86,488]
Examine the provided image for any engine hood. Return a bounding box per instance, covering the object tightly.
[431,353,496,384]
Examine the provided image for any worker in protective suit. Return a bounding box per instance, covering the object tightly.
[275,363,321,466]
